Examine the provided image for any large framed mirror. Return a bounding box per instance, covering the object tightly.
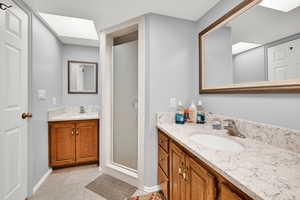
[68,60,98,94]
[199,0,300,93]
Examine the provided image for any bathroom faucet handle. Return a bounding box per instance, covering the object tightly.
[80,106,85,113]
[224,119,235,123]
[223,119,246,138]
[223,119,236,127]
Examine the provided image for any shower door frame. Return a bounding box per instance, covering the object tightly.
[111,38,138,174]
[99,16,146,189]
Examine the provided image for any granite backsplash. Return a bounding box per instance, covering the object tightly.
[157,112,300,153]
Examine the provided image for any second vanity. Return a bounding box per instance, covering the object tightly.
[157,113,300,200]
[48,106,100,168]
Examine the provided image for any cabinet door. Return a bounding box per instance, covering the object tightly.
[170,142,186,200]
[185,157,216,200]
[49,122,76,167]
[158,166,169,199]
[75,120,99,164]
[159,146,169,176]
[220,183,243,200]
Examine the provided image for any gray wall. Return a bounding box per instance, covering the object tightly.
[29,19,100,194]
[144,14,196,187]
[29,15,63,193]
[195,0,300,130]
[204,26,233,87]
[233,46,266,83]
[62,44,100,106]
[229,6,300,45]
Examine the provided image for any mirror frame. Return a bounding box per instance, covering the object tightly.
[199,0,300,94]
[68,60,98,94]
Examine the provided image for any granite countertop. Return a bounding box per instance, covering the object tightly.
[48,112,99,122]
[48,105,100,122]
[157,122,300,200]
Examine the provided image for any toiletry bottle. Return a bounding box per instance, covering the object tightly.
[196,100,205,124]
[175,101,185,124]
[184,108,190,123]
[189,101,197,123]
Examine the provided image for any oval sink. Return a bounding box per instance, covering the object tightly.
[189,134,244,152]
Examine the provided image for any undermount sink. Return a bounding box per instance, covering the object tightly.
[189,134,244,152]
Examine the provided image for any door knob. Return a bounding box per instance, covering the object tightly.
[22,113,32,119]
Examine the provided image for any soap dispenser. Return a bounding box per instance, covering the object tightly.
[189,101,197,123]
[175,101,185,124]
[196,100,205,124]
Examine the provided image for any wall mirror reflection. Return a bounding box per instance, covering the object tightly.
[199,0,300,93]
[68,60,98,94]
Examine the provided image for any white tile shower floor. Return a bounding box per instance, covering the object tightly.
[29,165,146,200]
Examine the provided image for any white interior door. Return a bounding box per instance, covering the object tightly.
[292,39,300,79]
[113,40,138,171]
[0,1,29,200]
[268,38,300,81]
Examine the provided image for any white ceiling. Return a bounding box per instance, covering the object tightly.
[23,0,220,46]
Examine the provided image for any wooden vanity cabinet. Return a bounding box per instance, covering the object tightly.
[158,131,170,199]
[49,119,99,168]
[49,121,76,167]
[185,156,216,200]
[75,120,99,164]
[220,183,244,200]
[169,141,185,200]
[169,142,216,200]
[158,129,252,200]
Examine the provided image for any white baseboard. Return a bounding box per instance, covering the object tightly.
[143,185,161,193]
[33,168,52,194]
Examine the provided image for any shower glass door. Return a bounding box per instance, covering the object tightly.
[112,39,138,171]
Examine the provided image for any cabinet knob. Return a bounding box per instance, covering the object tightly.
[184,166,189,182]
[178,162,184,176]
[178,167,182,175]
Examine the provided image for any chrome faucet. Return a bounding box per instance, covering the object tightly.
[223,119,246,138]
[80,106,85,113]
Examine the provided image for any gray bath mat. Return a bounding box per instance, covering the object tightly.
[86,174,137,200]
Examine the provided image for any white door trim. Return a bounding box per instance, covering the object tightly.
[99,16,146,189]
